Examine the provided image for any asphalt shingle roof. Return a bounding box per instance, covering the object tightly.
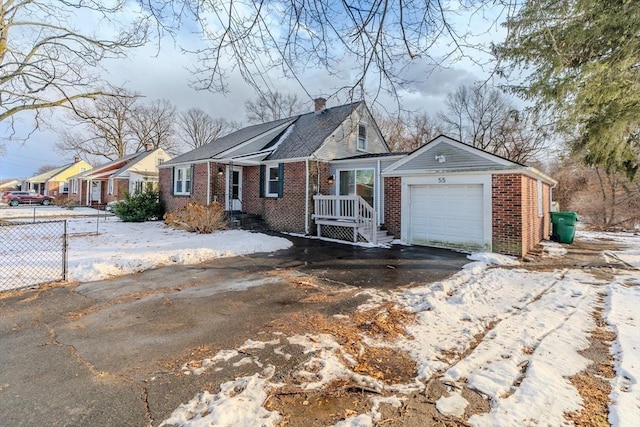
[165,117,295,165]
[266,102,361,160]
[28,163,76,183]
[164,101,362,165]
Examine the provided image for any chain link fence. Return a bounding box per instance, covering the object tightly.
[0,220,68,292]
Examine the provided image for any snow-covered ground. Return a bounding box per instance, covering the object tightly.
[0,205,106,219]
[162,230,640,427]
[0,210,292,289]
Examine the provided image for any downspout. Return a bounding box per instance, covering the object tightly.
[206,161,211,205]
[305,158,310,234]
[376,158,381,226]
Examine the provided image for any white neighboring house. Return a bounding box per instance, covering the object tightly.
[68,144,170,206]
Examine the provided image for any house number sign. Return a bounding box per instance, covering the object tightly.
[438,177,447,183]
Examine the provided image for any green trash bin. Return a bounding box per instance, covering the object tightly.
[550,212,579,244]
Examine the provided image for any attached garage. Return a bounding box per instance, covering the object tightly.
[382,135,557,256]
[408,183,484,250]
[400,173,494,251]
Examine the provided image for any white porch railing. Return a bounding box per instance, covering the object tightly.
[312,195,378,244]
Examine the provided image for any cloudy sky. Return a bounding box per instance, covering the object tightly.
[0,2,503,180]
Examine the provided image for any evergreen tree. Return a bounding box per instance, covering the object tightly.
[497,0,639,179]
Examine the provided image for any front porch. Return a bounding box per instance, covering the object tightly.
[312,195,393,245]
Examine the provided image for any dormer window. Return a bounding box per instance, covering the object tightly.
[357,122,367,151]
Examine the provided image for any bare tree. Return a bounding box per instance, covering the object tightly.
[377,112,443,153]
[56,88,140,161]
[244,91,305,124]
[129,99,179,154]
[178,108,239,149]
[439,85,547,164]
[143,1,509,104]
[0,1,147,137]
[552,154,640,229]
[34,164,63,175]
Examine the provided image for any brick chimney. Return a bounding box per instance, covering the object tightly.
[145,142,153,152]
[73,156,81,163]
[314,97,327,113]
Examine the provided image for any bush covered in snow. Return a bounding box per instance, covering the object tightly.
[112,189,164,222]
[164,202,227,233]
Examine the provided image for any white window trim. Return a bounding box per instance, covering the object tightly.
[265,165,279,197]
[71,179,78,194]
[174,166,192,195]
[107,177,114,195]
[336,168,376,209]
[356,122,368,152]
[62,182,69,194]
[537,179,544,217]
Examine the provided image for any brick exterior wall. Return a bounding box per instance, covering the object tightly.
[67,182,82,205]
[46,181,71,203]
[492,174,552,257]
[77,182,89,204]
[383,177,401,237]
[243,161,313,233]
[160,163,221,212]
[103,179,129,204]
[492,174,523,256]
[520,175,552,256]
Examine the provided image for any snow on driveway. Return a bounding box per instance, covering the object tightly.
[163,230,640,427]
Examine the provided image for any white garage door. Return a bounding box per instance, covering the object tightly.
[409,184,484,250]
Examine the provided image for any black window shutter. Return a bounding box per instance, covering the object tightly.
[277,163,284,198]
[259,165,265,198]
[190,164,195,195]
[170,167,175,195]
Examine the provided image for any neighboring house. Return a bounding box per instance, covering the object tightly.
[160,99,556,257]
[26,157,92,200]
[68,144,170,206]
[0,179,20,192]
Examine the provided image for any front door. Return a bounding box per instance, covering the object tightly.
[91,181,101,204]
[227,167,243,211]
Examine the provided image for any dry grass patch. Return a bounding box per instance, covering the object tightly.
[564,299,615,426]
[0,280,75,300]
[265,379,373,427]
[164,202,227,233]
[565,373,611,426]
[272,305,417,386]
[352,301,415,340]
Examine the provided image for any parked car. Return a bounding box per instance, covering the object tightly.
[2,191,55,206]
[105,200,121,212]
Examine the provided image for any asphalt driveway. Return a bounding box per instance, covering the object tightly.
[0,235,468,426]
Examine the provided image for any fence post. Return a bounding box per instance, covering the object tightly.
[33,207,36,223]
[62,220,68,282]
[96,210,100,235]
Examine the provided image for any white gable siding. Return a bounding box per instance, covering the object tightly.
[400,141,506,172]
[314,104,388,160]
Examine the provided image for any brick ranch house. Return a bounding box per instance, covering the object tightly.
[160,99,556,256]
[68,145,170,206]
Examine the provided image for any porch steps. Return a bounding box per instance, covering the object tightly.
[358,226,394,245]
[228,213,269,231]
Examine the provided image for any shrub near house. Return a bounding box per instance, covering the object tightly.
[112,189,164,222]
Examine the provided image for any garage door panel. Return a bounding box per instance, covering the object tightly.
[409,184,484,250]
